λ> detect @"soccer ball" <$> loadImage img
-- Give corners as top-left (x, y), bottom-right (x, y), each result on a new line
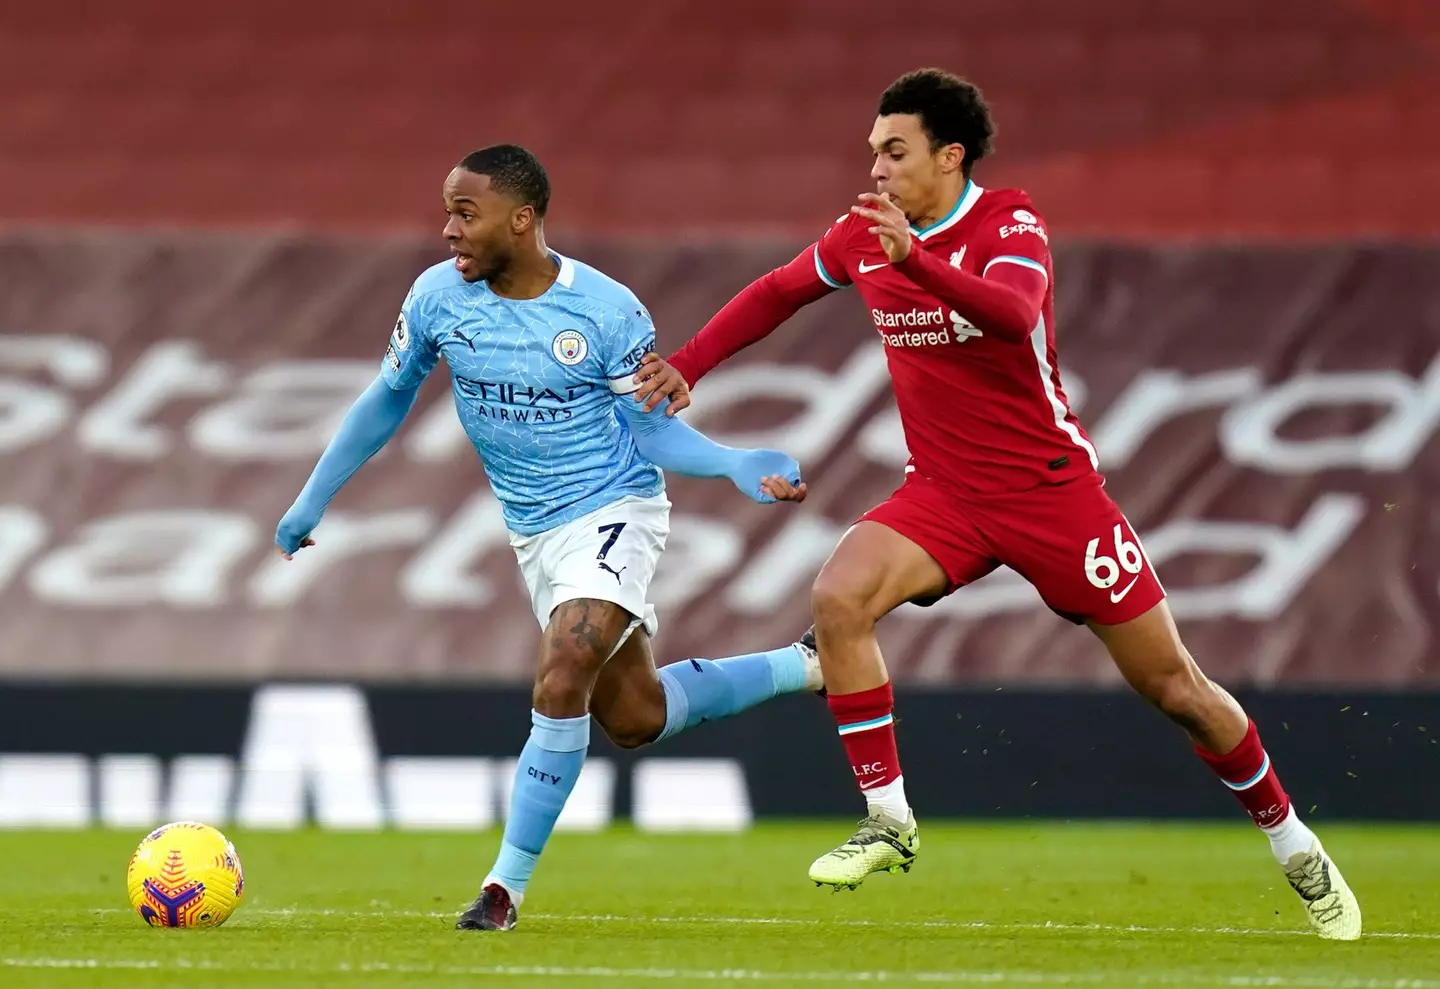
top-left (126, 821), bottom-right (245, 928)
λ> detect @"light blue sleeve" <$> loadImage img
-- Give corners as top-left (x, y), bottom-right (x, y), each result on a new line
top-left (601, 297), bottom-right (659, 385)
top-left (380, 285), bottom-right (440, 391)
top-left (275, 374), bottom-right (421, 553)
top-left (615, 398), bottom-right (802, 504)
top-left (604, 306), bottom-right (802, 504)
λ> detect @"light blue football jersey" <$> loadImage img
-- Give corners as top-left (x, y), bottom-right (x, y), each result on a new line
top-left (381, 252), bottom-right (665, 535)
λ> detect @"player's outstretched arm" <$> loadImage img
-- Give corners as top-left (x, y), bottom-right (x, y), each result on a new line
top-left (274, 375), bottom-right (421, 556)
top-left (614, 396), bottom-right (806, 504)
top-left (656, 245), bottom-right (835, 395)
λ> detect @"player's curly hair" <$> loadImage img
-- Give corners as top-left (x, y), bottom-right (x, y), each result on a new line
top-left (879, 69), bottom-right (995, 176)
top-left (459, 144), bottom-right (551, 218)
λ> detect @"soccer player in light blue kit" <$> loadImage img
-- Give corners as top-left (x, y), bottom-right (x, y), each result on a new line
top-left (274, 146), bottom-right (822, 931)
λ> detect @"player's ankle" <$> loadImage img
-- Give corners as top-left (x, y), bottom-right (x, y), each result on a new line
top-left (863, 776), bottom-right (911, 824)
top-left (1261, 806), bottom-right (1316, 864)
top-left (482, 875), bottom-right (525, 907)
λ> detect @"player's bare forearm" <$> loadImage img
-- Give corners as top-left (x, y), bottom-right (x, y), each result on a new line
top-left (274, 375), bottom-right (420, 556)
top-left (894, 248), bottom-right (1044, 345)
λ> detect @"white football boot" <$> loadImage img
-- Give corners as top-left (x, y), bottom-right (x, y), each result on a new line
top-left (1283, 839), bottom-right (1361, 940)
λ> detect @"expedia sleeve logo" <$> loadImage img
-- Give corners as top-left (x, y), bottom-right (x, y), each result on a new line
top-left (552, 330), bottom-right (589, 366)
top-left (998, 209), bottom-right (1049, 243)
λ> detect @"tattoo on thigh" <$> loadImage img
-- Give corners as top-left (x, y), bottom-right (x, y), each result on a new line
top-left (549, 598), bottom-right (626, 661)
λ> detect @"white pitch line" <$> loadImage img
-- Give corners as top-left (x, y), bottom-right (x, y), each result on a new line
top-left (87, 905), bottom-right (1440, 941)
top-left (4, 958), bottom-right (1438, 988)
top-left (537, 913), bottom-right (1440, 943)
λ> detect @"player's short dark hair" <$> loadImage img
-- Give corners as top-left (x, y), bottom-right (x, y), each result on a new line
top-left (458, 144), bottom-right (551, 218)
top-left (878, 69), bottom-right (995, 175)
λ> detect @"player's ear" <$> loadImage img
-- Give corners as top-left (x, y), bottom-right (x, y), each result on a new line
top-left (511, 204), bottom-right (536, 235)
top-left (939, 143), bottom-right (965, 175)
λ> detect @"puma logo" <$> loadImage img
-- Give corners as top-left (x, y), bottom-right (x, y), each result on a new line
top-left (598, 561), bottom-right (626, 584)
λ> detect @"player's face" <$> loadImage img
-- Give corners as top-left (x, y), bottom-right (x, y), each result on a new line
top-left (868, 114), bottom-right (960, 224)
top-left (442, 168), bottom-right (525, 283)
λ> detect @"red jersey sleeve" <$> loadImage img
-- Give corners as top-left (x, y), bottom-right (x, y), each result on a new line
top-left (667, 217), bottom-right (849, 385)
top-left (892, 200), bottom-right (1050, 345)
top-left (976, 203), bottom-right (1052, 288)
top-left (812, 213), bottom-right (854, 290)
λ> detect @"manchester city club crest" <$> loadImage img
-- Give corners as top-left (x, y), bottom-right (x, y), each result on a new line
top-left (552, 329), bottom-right (588, 366)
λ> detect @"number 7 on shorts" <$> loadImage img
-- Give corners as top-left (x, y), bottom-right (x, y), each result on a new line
top-left (596, 522), bottom-right (627, 560)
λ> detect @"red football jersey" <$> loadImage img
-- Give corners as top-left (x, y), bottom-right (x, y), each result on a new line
top-left (814, 183), bottom-right (1097, 494)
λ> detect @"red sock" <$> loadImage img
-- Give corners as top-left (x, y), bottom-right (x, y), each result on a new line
top-left (828, 682), bottom-right (902, 793)
top-left (1194, 719), bottom-right (1291, 829)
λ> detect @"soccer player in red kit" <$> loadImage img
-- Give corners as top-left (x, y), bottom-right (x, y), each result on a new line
top-left (633, 68), bottom-right (1361, 939)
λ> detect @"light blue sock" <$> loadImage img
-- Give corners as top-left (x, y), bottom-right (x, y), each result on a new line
top-left (486, 710), bottom-right (590, 902)
top-left (655, 645), bottom-right (809, 742)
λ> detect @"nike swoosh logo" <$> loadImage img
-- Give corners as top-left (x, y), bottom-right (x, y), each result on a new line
top-left (1110, 576), bottom-right (1140, 604)
top-left (857, 261), bottom-right (890, 273)
top-left (858, 779), bottom-right (886, 790)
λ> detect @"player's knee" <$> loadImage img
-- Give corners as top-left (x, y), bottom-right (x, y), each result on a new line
top-left (811, 565), bottom-right (878, 632)
top-left (532, 655), bottom-right (599, 714)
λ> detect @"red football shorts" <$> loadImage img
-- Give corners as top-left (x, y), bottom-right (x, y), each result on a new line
top-left (858, 469), bottom-right (1165, 626)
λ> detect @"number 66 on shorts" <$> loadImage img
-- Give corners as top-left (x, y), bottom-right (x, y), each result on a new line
top-left (1085, 524), bottom-right (1145, 593)
top-left (1000, 478), bottom-right (1165, 627)
top-left (1074, 511), bottom-right (1165, 624)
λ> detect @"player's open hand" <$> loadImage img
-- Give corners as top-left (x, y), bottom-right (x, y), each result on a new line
top-left (852, 193), bottom-right (913, 263)
top-left (632, 353), bottom-right (690, 415)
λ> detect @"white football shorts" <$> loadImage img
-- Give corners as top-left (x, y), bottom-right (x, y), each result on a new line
top-left (509, 493), bottom-right (670, 654)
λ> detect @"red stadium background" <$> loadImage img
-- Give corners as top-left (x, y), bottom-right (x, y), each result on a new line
top-left (4, 0), bottom-right (1439, 239)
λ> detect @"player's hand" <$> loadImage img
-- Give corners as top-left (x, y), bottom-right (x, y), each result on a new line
top-left (276, 537), bottom-right (316, 561)
top-left (851, 193), bottom-right (913, 263)
top-left (734, 449), bottom-right (805, 505)
top-left (760, 474), bottom-right (808, 503)
top-left (275, 507), bottom-right (319, 559)
top-left (632, 353), bottom-right (690, 416)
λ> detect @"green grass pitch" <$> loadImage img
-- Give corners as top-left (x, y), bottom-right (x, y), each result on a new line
top-left (0, 823), bottom-right (1437, 987)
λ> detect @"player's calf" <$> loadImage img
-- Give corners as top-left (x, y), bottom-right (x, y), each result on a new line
top-left (589, 626), bottom-right (825, 749)
top-left (1133, 657), bottom-right (1247, 757)
top-left (651, 640), bottom-right (821, 743)
top-left (587, 629), bottom-right (668, 749)
top-left (592, 710), bottom-right (662, 750)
